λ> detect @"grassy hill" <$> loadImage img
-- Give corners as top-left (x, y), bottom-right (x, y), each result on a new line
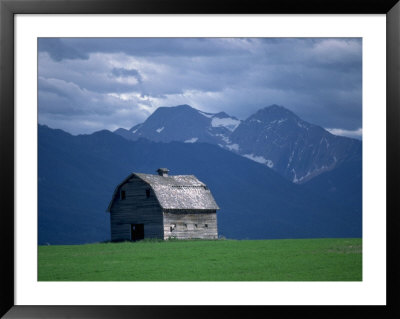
top-left (38, 238), bottom-right (362, 281)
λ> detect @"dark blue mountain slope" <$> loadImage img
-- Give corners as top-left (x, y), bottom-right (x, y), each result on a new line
top-left (302, 160), bottom-right (362, 215)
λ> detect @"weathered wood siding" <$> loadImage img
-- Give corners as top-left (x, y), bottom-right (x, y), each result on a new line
top-left (163, 210), bottom-right (218, 240)
top-left (110, 175), bottom-right (163, 241)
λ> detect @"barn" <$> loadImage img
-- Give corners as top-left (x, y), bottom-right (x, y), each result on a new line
top-left (106, 168), bottom-right (219, 241)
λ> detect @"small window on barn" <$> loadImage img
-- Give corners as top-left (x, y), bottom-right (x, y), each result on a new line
top-left (194, 224), bottom-right (198, 228)
top-left (145, 188), bottom-right (150, 198)
top-left (205, 224), bottom-right (208, 228)
top-left (120, 190), bottom-right (126, 200)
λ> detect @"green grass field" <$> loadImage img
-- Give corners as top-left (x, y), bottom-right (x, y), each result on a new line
top-left (38, 238), bottom-right (362, 281)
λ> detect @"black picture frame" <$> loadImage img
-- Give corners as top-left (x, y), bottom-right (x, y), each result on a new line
top-left (1, 0), bottom-right (399, 318)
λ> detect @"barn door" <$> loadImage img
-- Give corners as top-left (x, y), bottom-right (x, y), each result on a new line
top-left (131, 224), bottom-right (144, 241)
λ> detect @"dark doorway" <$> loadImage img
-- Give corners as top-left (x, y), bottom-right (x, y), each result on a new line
top-left (131, 224), bottom-right (144, 241)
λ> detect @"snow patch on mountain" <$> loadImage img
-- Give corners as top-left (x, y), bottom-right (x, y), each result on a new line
top-left (211, 117), bottom-right (241, 131)
top-left (292, 170), bottom-right (300, 183)
top-left (198, 111), bottom-right (214, 118)
top-left (184, 137), bottom-right (198, 143)
top-left (226, 143), bottom-right (240, 151)
top-left (271, 118), bottom-right (287, 125)
top-left (243, 154), bottom-right (274, 168)
top-left (156, 127), bottom-right (164, 133)
top-left (297, 121), bottom-right (308, 129)
top-left (287, 150), bottom-right (295, 167)
top-left (292, 162), bottom-right (336, 183)
top-left (321, 137), bottom-right (330, 148)
top-left (215, 134), bottom-right (231, 144)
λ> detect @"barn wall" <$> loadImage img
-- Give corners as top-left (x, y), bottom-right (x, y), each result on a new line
top-left (110, 175), bottom-right (163, 241)
top-left (163, 210), bottom-right (218, 240)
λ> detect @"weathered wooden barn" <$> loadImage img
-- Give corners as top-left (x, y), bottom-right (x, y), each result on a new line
top-left (106, 168), bottom-right (219, 241)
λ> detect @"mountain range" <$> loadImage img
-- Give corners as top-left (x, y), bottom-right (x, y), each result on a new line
top-left (114, 104), bottom-right (361, 183)
top-left (38, 107), bottom-right (362, 244)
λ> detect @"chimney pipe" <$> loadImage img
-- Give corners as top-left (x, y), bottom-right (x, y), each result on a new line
top-left (157, 168), bottom-right (169, 177)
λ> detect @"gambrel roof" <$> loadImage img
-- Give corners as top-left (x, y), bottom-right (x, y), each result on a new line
top-left (107, 171), bottom-right (219, 212)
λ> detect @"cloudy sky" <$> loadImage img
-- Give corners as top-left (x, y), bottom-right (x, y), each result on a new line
top-left (38, 38), bottom-right (362, 139)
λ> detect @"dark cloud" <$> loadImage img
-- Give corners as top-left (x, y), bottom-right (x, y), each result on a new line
top-left (38, 38), bottom-right (89, 61)
top-left (38, 38), bottom-right (362, 137)
top-left (111, 68), bottom-right (142, 83)
top-left (38, 38), bottom-right (251, 61)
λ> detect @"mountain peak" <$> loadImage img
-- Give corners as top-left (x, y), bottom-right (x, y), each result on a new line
top-left (213, 111), bottom-right (231, 119)
top-left (230, 104), bottom-right (361, 182)
top-left (152, 104), bottom-right (195, 114)
top-left (145, 104), bottom-right (203, 125)
top-left (116, 104), bottom-right (238, 145)
top-left (266, 104), bottom-right (285, 110)
top-left (174, 104), bottom-right (193, 109)
top-left (261, 104), bottom-right (298, 117)
top-left (167, 104), bottom-right (194, 111)
top-left (246, 105), bottom-right (300, 126)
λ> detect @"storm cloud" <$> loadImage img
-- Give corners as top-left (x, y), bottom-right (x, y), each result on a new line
top-left (38, 38), bottom-right (362, 138)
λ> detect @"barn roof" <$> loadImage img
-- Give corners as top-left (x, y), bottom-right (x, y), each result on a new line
top-left (107, 171), bottom-right (219, 211)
